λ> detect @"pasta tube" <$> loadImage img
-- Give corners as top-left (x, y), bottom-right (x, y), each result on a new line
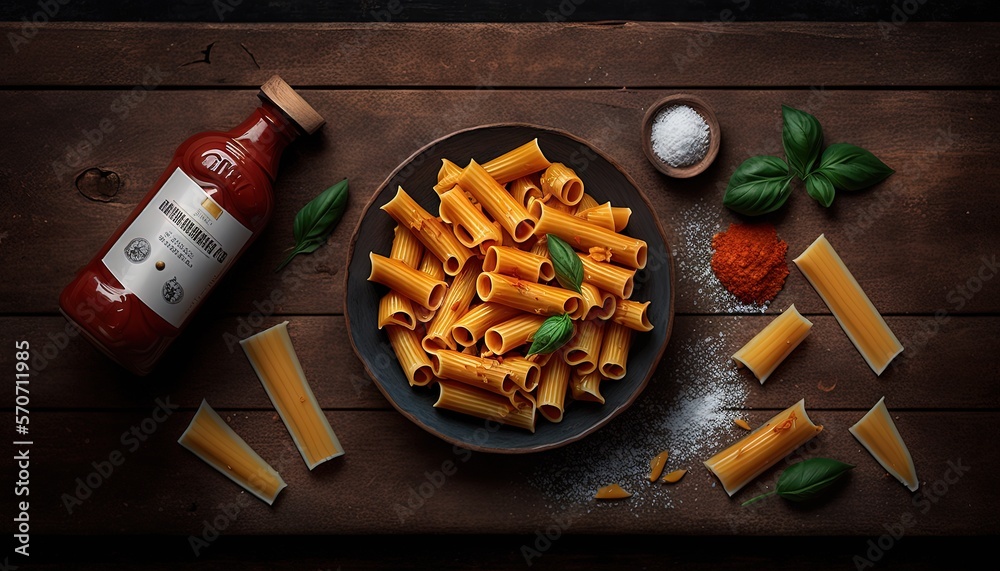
top-left (537, 354), bottom-right (572, 422)
top-left (703, 399), bottom-right (823, 496)
top-left (476, 272), bottom-right (582, 316)
top-left (534, 201), bottom-right (648, 269)
top-left (540, 163), bottom-right (585, 206)
top-left (578, 253), bottom-right (636, 299)
top-left (435, 139), bottom-right (552, 192)
top-left (458, 160), bottom-right (537, 243)
top-left (564, 319), bottom-right (605, 375)
top-left (484, 313), bottom-right (547, 354)
top-left (611, 299), bottom-right (653, 332)
top-left (381, 186), bottom-right (473, 276)
top-left (423, 260), bottom-right (481, 352)
top-left (438, 186), bottom-right (501, 249)
top-left (483, 245), bottom-right (555, 283)
top-left (598, 321), bottom-right (632, 379)
top-left (386, 325), bottom-right (434, 387)
top-left (368, 253), bottom-right (447, 311)
top-left (178, 400), bottom-right (287, 505)
top-left (793, 234), bottom-right (902, 374)
top-left (570, 371), bottom-right (605, 404)
top-left (450, 303), bottom-right (521, 347)
top-left (850, 397), bottom-right (918, 491)
top-left (731, 304), bottom-right (812, 384)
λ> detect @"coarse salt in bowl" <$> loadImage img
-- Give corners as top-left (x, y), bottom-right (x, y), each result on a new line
top-left (641, 94), bottom-right (721, 178)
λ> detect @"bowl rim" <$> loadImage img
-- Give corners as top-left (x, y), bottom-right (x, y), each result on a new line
top-left (343, 122), bottom-right (676, 453)
top-left (641, 93), bottom-right (721, 178)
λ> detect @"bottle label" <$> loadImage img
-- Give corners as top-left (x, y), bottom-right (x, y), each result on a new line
top-left (102, 168), bottom-right (253, 328)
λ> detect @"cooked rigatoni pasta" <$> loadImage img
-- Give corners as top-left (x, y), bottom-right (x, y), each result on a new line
top-left (370, 137), bottom-right (657, 432)
top-left (704, 399), bottom-right (823, 496)
top-left (540, 163), bottom-right (585, 206)
top-left (564, 319), bottom-right (605, 374)
top-left (509, 175), bottom-right (543, 208)
top-left (434, 380), bottom-right (527, 428)
top-left (451, 303), bottom-right (522, 347)
top-left (575, 202), bottom-right (616, 231)
top-left (435, 159), bottom-right (463, 188)
top-left (369, 253), bottom-right (447, 311)
top-left (578, 253), bottom-right (635, 299)
top-left (386, 325), bottom-right (434, 387)
top-left (381, 186), bottom-right (473, 276)
top-left (598, 321), bottom-right (632, 380)
top-left (794, 234), bottom-right (903, 375)
top-left (536, 353), bottom-right (572, 422)
top-left (378, 225), bottom-right (424, 329)
top-left (178, 400), bottom-right (287, 505)
top-left (430, 350), bottom-right (515, 398)
top-left (610, 207), bottom-right (631, 232)
top-left (612, 299), bottom-right (653, 332)
top-left (534, 201), bottom-right (648, 269)
top-left (458, 160), bottom-right (537, 243)
top-left (731, 304), bottom-right (812, 384)
top-left (378, 292), bottom-right (416, 330)
top-left (579, 283), bottom-right (616, 320)
top-left (414, 251), bottom-right (446, 323)
top-left (240, 322), bottom-right (345, 470)
top-left (423, 260), bottom-right (481, 352)
top-left (484, 313), bottom-right (547, 354)
top-left (496, 356), bottom-right (541, 392)
top-left (575, 192), bottom-right (600, 212)
top-left (477, 272), bottom-right (582, 316)
top-left (571, 371), bottom-right (605, 404)
top-left (483, 245), bottom-right (555, 283)
top-left (438, 186), bottom-right (501, 249)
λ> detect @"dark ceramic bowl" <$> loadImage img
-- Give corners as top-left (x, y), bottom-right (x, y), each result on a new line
top-left (344, 124), bottom-right (674, 453)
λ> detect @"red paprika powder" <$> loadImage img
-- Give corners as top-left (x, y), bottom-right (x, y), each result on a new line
top-left (710, 223), bottom-right (789, 304)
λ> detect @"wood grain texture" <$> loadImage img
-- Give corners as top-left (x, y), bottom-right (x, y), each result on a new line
top-left (12, 409), bottom-right (996, 535)
top-left (1, 23), bottom-right (999, 87)
top-left (1, 89), bottom-right (997, 315)
top-left (6, 315), bottom-right (996, 411)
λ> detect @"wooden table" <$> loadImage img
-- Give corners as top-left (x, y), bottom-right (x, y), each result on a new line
top-left (2, 22), bottom-right (998, 568)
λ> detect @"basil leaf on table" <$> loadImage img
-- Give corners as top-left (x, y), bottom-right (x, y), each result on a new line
top-left (275, 179), bottom-right (350, 272)
top-left (781, 105), bottom-right (825, 178)
top-left (722, 156), bottom-right (794, 216)
top-left (805, 171), bottom-right (836, 207)
top-left (545, 234), bottom-right (583, 293)
top-left (742, 458), bottom-right (854, 506)
top-left (527, 314), bottom-right (574, 356)
top-left (816, 143), bottom-right (895, 191)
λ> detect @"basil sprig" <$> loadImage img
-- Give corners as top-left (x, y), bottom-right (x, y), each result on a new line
top-left (813, 143), bottom-right (895, 191)
top-left (545, 234), bottom-right (583, 293)
top-left (527, 313), bottom-right (574, 356)
top-left (276, 179), bottom-right (349, 272)
top-left (721, 156), bottom-right (794, 216)
top-left (722, 105), bottom-right (893, 215)
top-left (782, 105), bottom-right (824, 178)
top-left (742, 458), bottom-right (854, 506)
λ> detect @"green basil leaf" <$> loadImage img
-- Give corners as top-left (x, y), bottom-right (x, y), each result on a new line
top-left (545, 234), bottom-right (583, 293)
top-left (805, 171), bottom-right (836, 208)
top-left (781, 105), bottom-right (824, 178)
top-left (776, 458), bottom-right (854, 502)
top-left (722, 156), bottom-right (794, 216)
top-left (527, 314), bottom-right (574, 356)
top-left (816, 143), bottom-right (895, 191)
top-left (276, 179), bottom-right (350, 272)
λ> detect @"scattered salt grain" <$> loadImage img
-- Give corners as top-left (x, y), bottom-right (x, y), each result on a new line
top-left (650, 105), bottom-right (711, 168)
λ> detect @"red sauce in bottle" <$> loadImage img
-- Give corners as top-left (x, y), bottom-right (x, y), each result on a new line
top-left (59, 76), bottom-right (324, 375)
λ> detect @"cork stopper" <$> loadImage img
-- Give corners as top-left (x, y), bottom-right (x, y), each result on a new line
top-left (258, 75), bottom-right (325, 135)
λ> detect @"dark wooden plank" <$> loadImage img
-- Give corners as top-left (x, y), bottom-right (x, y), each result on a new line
top-left (2, 23), bottom-right (999, 87)
top-left (13, 409), bottom-right (996, 535)
top-left (2, 0), bottom-right (997, 23)
top-left (7, 315), bottom-right (998, 411)
top-left (1, 89), bottom-right (997, 315)
top-left (16, 535), bottom-right (992, 571)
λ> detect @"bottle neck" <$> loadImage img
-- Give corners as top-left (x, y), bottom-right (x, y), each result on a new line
top-left (228, 100), bottom-right (299, 181)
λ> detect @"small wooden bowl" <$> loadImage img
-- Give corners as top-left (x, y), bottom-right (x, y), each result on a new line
top-left (641, 94), bottom-right (720, 178)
